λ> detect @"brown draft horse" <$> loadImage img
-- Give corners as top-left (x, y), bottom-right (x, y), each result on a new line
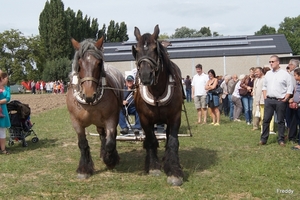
top-left (132, 25), bottom-right (184, 186)
top-left (66, 37), bottom-right (124, 179)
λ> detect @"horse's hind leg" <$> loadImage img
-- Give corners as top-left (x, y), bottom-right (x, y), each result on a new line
top-left (98, 126), bottom-right (119, 169)
top-left (163, 125), bottom-right (184, 186)
top-left (76, 127), bottom-right (94, 179)
top-left (144, 127), bottom-right (161, 176)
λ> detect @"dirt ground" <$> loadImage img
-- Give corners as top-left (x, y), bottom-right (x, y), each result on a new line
top-left (10, 93), bottom-right (66, 115)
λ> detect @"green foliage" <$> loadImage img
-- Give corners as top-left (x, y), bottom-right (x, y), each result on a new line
top-left (42, 57), bottom-right (71, 82)
top-left (106, 20), bottom-right (129, 42)
top-left (39, 0), bottom-right (69, 61)
top-left (158, 33), bottom-right (170, 39)
top-left (0, 29), bottom-right (43, 83)
top-left (171, 26), bottom-right (218, 38)
top-left (278, 15), bottom-right (300, 55)
top-left (255, 24), bottom-right (277, 35)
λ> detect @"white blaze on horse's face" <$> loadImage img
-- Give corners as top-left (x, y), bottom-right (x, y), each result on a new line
top-left (87, 55), bottom-right (92, 61)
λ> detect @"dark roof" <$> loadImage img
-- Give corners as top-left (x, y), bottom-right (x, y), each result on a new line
top-left (103, 34), bottom-right (292, 62)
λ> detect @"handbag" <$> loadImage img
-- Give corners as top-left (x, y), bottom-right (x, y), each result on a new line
top-left (210, 87), bottom-right (223, 95)
top-left (255, 106), bottom-right (260, 117)
top-left (289, 102), bottom-right (298, 110)
top-left (238, 88), bottom-right (248, 96)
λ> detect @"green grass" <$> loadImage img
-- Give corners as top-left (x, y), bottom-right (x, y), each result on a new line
top-left (1, 102), bottom-right (300, 199)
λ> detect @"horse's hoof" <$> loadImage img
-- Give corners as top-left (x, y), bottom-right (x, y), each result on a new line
top-left (77, 173), bottom-right (90, 179)
top-left (167, 176), bottom-right (183, 186)
top-left (149, 169), bottom-right (161, 176)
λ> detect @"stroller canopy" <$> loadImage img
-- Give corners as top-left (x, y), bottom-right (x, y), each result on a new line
top-left (7, 100), bottom-right (31, 120)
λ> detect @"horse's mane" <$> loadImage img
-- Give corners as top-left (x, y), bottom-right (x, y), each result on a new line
top-left (71, 39), bottom-right (104, 76)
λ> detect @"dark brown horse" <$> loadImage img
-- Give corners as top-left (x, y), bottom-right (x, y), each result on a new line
top-left (66, 37), bottom-right (124, 179)
top-left (132, 25), bottom-right (184, 186)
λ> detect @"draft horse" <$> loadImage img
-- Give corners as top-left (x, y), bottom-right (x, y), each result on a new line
top-left (132, 25), bottom-right (184, 186)
top-left (66, 37), bottom-right (124, 179)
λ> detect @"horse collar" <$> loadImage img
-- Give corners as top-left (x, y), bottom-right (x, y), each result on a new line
top-left (71, 75), bottom-right (106, 105)
top-left (139, 75), bottom-right (175, 106)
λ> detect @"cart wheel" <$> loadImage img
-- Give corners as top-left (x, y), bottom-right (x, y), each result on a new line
top-left (9, 141), bottom-right (14, 146)
top-left (31, 137), bottom-right (39, 143)
top-left (22, 141), bottom-right (28, 147)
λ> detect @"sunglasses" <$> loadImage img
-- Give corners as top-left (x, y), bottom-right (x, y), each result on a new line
top-left (269, 60), bottom-right (277, 63)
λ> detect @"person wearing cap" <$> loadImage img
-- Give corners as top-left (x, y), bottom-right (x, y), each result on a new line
top-left (259, 55), bottom-right (293, 147)
top-left (119, 75), bottom-right (141, 135)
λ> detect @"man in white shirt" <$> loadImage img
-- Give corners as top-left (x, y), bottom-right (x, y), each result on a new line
top-left (259, 55), bottom-right (293, 146)
top-left (191, 64), bottom-right (209, 124)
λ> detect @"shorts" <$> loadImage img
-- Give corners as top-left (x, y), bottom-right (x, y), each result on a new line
top-left (206, 93), bottom-right (220, 108)
top-left (0, 128), bottom-right (6, 139)
top-left (194, 95), bottom-right (207, 109)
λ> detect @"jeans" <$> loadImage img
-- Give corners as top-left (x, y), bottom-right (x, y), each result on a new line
top-left (261, 98), bottom-right (287, 143)
top-left (241, 95), bottom-right (253, 123)
top-left (186, 88), bottom-right (191, 102)
top-left (119, 106), bottom-right (141, 130)
top-left (288, 108), bottom-right (300, 141)
top-left (228, 94), bottom-right (234, 120)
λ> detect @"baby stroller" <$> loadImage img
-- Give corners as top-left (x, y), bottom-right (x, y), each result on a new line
top-left (7, 100), bottom-right (39, 147)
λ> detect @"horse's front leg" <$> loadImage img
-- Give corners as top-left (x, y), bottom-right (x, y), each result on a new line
top-left (163, 122), bottom-right (184, 186)
top-left (76, 126), bottom-right (94, 179)
top-left (98, 125), bottom-right (119, 169)
top-left (143, 125), bottom-right (161, 176)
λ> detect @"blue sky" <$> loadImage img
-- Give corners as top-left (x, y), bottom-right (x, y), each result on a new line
top-left (0, 0), bottom-right (299, 40)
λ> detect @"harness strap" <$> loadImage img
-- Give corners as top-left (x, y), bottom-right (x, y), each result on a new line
top-left (80, 77), bottom-right (99, 84)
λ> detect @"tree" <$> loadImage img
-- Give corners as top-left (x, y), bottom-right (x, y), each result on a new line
top-left (171, 26), bottom-right (219, 38)
top-left (197, 27), bottom-right (212, 37)
top-left (277, 15), bottom-right (300, 55)
top-left (39, 0), bottom-right (69, 61)
top-left (106, 20), bottom-right (128, 42)
top-left (159, 33), bottom-right (170, 39)
top-left (0, 29), bottom-right (29, 83)
top-left (171, 26), bottom-right (197, 38)
top-left (255, 25), bottom-right (277, 35)
top-left (97, 24), bottom-right (106, 40)
top-left (42, 57), bottom-right (71, 82)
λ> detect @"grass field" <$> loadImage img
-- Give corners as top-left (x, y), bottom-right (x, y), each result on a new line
top-left (1, 102), bottom-right (300, 199)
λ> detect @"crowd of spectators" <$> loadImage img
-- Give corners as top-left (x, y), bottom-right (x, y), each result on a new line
top-left (22, 80), bottom-right (65, 94)
top-left (184, 55), bottom-right (300, 148)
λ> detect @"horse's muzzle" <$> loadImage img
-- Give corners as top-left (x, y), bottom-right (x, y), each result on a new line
top-left (82, 92), bottom-right (96, 104)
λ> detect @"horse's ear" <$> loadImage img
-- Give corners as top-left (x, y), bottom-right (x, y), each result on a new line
top-left (71, 38), bottom-right (80, 50)
top-left (152, 25), bottom-right (160, 40)
top-left (95, 37), bottom-right (104, 50)
top-left (132, 45), bottom-right (137, 59)
top-left (134, 27), bottom-right (141, 40)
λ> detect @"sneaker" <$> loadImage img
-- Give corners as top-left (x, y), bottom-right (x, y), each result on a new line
top-left (269, 131), bottom-right (276, 135)
top-left (214, 123), bottom-right (220, 126)
top-left (234, 119), bottom-right (241, 122)
top-left (120, 128), bottom-right (129, 135)
top-left (133, 129), bottom-right (140, 135)
top-left (247, 122), bottom-right (251, 125)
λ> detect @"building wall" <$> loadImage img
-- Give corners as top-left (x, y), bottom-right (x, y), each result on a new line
top-left (106, 53), bottom-right (290, 78)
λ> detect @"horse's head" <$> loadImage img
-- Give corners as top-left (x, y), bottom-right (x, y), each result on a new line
top-left (71, 37), bottom-right (104, 104)
top-left (132, 25), bottom-right (162, 86)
